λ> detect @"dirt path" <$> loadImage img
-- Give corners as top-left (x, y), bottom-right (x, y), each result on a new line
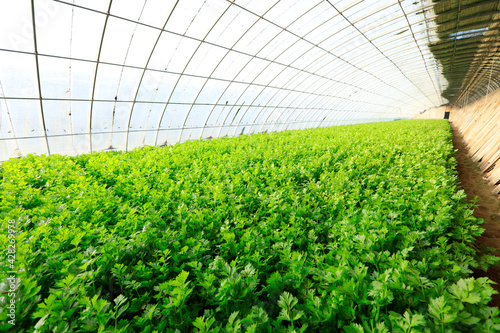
top-left (451, 125), bottom-right (500, 308)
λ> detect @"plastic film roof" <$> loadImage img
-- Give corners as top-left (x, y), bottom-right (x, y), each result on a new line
top-left (0, 0), bottom-right (498, 159)
top-left (430, 0), bottom-right (500, 106)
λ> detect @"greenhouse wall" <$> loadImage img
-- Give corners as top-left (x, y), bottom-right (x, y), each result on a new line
top-left (412, 106), bottom-right (447, 119)
top-left (449, 88), bottom-right (500, 194)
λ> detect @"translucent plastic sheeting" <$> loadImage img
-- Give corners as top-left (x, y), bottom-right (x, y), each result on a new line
top-left (4, 0), bottom-right (496, 160)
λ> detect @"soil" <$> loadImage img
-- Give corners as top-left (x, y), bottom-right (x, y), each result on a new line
top-left (451, 124), bottom-right (500, 308)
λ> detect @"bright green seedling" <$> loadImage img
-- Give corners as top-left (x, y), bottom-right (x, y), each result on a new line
top-left (1, 120), bottom-right (500, 332)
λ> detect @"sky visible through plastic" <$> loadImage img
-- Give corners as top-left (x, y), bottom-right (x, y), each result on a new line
top-left (0, 0), bottom-right (468, 159)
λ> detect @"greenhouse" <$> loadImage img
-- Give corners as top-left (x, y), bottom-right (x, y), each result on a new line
top-left (2, 0), bottom-right (500, 331)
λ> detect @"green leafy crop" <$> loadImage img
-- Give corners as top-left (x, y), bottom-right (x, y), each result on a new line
top-left (1, 119), bottom-right (499, 332)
